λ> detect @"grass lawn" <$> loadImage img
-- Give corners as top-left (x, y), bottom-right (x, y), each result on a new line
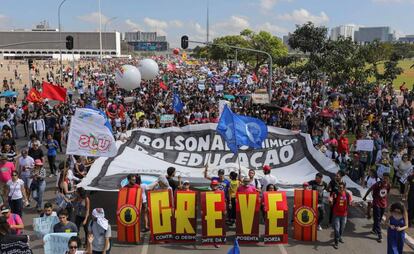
top-left (368, 59), bottom-right (414, 89)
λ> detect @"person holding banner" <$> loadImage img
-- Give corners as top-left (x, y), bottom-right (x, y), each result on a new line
top-left (308, 173), bottom-right (328, 230)
top-left (260, 165), bottom-right (277, 192)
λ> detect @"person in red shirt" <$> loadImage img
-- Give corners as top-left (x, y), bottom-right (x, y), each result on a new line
top-left (237, 177), bottom-right (257, 193)
top-left (330, 182), bottom-right (353, 249)
top-left (363, 172), bottom-right (391, 243)
top-left (337, 133), bottom-right (349, 155)
top-left (0, 155), bottom-right (16, 201)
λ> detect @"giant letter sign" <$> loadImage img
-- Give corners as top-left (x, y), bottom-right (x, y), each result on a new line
top-left (293, 189), bottom-right (318, 241)
top-left (201, 191), bottom-right (226, 245)
top-left (235, 192), bottom-right (260, 243)
top-left (148, 189), bottom-right (174, 243)
top-left (117, 186), bottom-right (142, 243)
top-left (174, 190), bottom-right (197, 242)
top-left (263, 191), bottom-right (288, 244)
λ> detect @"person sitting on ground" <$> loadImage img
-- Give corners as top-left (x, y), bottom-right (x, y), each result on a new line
top-left (53, 209), bottom-right (78, 233)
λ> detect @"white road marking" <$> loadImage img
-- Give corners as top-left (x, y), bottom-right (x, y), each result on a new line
top-left (140, 234), bottom-right (149, 254)
top-left (278, 244), bottom-right (288, 254)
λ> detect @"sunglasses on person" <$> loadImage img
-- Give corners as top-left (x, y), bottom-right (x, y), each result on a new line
top-left (69, 245), bottom-right (78, 249)
top-left (12, 174), bottom-right (17, 177)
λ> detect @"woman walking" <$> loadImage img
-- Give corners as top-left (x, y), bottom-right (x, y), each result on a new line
top-left (72, 187), bottom-right (90, 243)
top-left (387, 202), bottom-right (408, 254)
top-left (6, 172), bottom-right (28, 217)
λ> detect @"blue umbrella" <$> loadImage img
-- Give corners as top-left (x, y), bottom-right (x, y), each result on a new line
top-left (0, 90), bottom-right (18, 97)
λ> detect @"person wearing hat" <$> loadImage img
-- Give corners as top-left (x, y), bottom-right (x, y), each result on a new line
top-left (204, 165), bottom-right (230, 202)
top-left (0, 154), bottom-right (15, 202)
top-left (181, 180), bottom-right (190, 191)
top-left (260, 165), bottom-right (277, 193)
top-left (1, 205), bottom-right (24, 235)
top-left (31, 159), bottom-right (46, 212)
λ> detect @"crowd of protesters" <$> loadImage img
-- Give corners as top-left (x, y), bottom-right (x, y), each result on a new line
top-left (0, 56), bottom-right (413, 253)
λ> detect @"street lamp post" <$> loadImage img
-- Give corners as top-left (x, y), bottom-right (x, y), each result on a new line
top-left (58, 0), bottom-right (67, 86)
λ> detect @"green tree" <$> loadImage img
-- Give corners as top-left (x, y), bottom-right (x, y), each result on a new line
top-left (383, 52), bottom-right (403, 83)
top-left (362, 40), bottom-right (393, 82)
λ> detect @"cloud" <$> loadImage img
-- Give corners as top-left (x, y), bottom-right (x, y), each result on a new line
top-left (214, 16), bottom-right (250, 35)
top-left (124, 19), bottom-right (143, 31)
top-left (169, 20), bottom-right (183, 28)
top-left (260, 0), bottom-right (279, 10)
top-left (278, 9), bottom-right (329, 25)
top-left (77, 12), bottom-right (109, 25)
top-left (256, 22), bottom-right (288, 35)
top-left (0, 14), bottom-right (9, 29)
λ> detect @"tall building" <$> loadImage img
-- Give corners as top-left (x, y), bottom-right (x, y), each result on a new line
top-left (398, 35), bottom-right (414, 44)
top-left (123, 31), bottom-right (169, 52)
top-left (354, 27), bottom-right (395, 44)
top-left (330, 25), bottom-right (358, 41)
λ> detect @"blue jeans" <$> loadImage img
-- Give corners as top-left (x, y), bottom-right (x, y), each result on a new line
top-left (32, 180), bottom-right (46, 209)
top-left (373, 206), bottom-right (385, 239)
top-left (333, 216), bottom-right (347, 243)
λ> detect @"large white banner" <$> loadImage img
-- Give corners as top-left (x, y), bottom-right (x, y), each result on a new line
top-left (67, 108), bottom-right (117, 157)
top-left (79, 124), bottom-right (366, 197)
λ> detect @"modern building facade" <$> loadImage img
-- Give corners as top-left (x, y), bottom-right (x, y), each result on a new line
top-left (330, 25), bottom-right (358, 41)
top-left (398, 35), bottom-right (414, 44)
top-left (123, 31), bottom-right (169, 52)
top-left (0, 30), bottom-right (121, 58)
top-left (354, 27), bottom-right (395, 44)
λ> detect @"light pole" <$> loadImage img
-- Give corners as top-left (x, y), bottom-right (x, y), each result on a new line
top-left (98, 0), bottom-right (103, 62)
top-left (58, 0), bottom-right (67, 86)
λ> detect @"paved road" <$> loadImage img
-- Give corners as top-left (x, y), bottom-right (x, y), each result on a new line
top-left (10, 126), bottom-right (412, 254)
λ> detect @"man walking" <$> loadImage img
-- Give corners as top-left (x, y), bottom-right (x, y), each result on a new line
top-left (363, 172), bottom-right (391, 242)
top-left (330, 182), bottom-right (352, 249)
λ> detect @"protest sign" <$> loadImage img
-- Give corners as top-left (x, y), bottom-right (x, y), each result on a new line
top-left (117, 186), bottom-right (142, 243)
top-left (356, 139), bottom-right (374, 152)
top-left (251, 93), bottom-right (270, 104)
top-left (263, 191), bottom-right (288, 244)
top-left (44, 233), bottom-right (77, 254)
top-left (215, 84), bottom-right (224, 92)
top-left (148, 189), bottom-right (174, 243)
top-left (160, 114), bottom-right (175, 124)
top-left (201, 191), bottom-right (226, 245)
top-left (174, 190), bottom-right (197, 242)
top-left (33, 216), bottom-right (59, 237)
top-left (198, 83), bottom-right (206, 90)
top-left (293, 189), bottom-right (318, 241)
top-left (236, 192), bottom-right (260, 244)
top-left (0, 241), bottom-right (32, 254)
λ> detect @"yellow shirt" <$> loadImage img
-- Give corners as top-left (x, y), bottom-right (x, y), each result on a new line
top-left (229, 180), bottom-right (240, 198)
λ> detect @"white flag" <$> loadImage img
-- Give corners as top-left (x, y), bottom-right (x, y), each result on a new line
top-left (66, 108), bottom-right (117, 157)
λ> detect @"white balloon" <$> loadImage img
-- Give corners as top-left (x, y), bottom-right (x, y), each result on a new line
top-left (138, 59), bottom-right (159, 80)
top-left (115, 65), bottom-right (141, 91)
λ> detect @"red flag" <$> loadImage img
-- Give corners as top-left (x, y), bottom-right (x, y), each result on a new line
top-left (26, 88), bottom-right (43, 103)
top-left (252, 73), bottom-right (258, 83)
top-left (159, 81), bottom-right (168, 91)
top-left (42, 81), bottom-right (67, 102)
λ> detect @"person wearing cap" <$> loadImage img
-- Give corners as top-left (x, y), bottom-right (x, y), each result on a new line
top-left (209, 179), bottom-right (220, 191)
top-left (0, 154), bottom-right (15, 201)
top-left (18, 149), bottom-right (34, 207)
top-left (260, 165), bottom-right (277, 193)
top-left (204, 165), bottom-right (230, 202)
top-left (1, 205), bottom-right (24, 235)
top-left (237, 177), bottom-right (257, 193)
top-left (31, 159), bottom-right (46, 212)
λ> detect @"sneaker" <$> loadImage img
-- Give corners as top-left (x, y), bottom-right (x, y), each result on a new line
top-left (377, 238), bottom-right (382, 243)
top-left (317, 225), bottom-right (323, 231)
top-left (214, 244), bottom-right (221, 248)
top-left (333, 243), bottom-right (338, 249)
top-left (370, 230), bottom-right (376, 234)
top-left (339, 238), bottom-right (344, 243)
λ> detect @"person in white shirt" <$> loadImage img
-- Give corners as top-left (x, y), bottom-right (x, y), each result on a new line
top-left (6, 172), bottom-right (28, 217)
top-left (260, 165), bottom-right (277, 192)
top-left (30, 117), bottom-right (45, 141)
top-left (17, 149), bottom-right (34, 207)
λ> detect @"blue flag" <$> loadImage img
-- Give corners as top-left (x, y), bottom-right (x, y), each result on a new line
top-left (173, 93), bottom-right (184, 113)
top-left (217, 105), bottom-right (268, 154)
top-left (227, 238), bottom-right (240, 254)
